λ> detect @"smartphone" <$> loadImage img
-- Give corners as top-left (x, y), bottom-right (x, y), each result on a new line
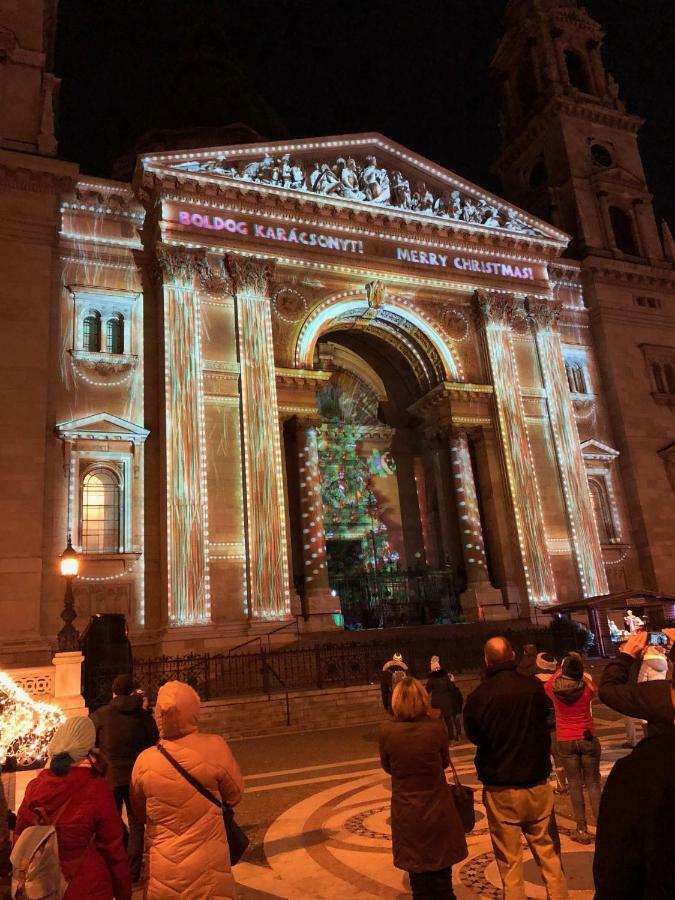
top-left (647, 632), bottom-right (668, 647)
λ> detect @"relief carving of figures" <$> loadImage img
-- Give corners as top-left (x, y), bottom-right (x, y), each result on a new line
top-left (365, 279), bottom-right (386, 309)
top-left (359, 155), bottom-right (391, 204)
top-left (175, 151), bottom-right (542, 235)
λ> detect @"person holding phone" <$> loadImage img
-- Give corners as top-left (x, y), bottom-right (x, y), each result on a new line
top-left (599, 629), bottom-right (675, 738)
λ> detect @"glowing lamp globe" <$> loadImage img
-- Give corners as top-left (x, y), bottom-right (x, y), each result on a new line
top-left (60, 537), bottom-right (79, 577)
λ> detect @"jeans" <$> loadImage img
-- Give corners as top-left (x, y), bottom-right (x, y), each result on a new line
top-left (113, 783), bottom-right (144, 880)
top-left (409, 867), bottom-right (455, 899)
top-left (557, 737), bottom-right (602, 831)
top-left (483, 783), bottom-right (569, 900)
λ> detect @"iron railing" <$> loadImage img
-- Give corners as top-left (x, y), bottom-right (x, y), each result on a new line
top-left (330, 570), bottom-right (459, 629)
top-left (132, 625), bottom-right (588, 705)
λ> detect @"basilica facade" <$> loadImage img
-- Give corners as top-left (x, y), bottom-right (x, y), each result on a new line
top-left (1, 0), bottom-right (673, 664)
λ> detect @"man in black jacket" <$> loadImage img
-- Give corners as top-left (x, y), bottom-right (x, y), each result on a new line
top-left (599, 629), bottom-right (675, 736)
top-left (594, 731), bottom-right (675, 899)
top-left (464, 637), bottom-right (568, 899)
top-left (90, 673), bottom-right (158, 881)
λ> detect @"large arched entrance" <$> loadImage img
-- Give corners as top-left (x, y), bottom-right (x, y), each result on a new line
top-left (286, 297), bottom-right (468, 628)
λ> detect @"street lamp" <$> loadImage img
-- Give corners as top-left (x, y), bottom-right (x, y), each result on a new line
top-left (57, 536), bottom-right (80, 652)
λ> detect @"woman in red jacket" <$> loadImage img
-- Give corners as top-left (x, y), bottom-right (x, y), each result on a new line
top-left (13, 716), bottom-right (131, 899)
top-left (544, 652), bottom-right (600, 845)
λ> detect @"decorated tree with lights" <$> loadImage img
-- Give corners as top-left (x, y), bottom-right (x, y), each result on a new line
top-left (318, 424), bottom-right (398, 571)
top-left (0, 673), bottom-right (64, 768)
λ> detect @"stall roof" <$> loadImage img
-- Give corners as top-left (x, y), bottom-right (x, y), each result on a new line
top-left (536, 589), bottom-right (675, 615)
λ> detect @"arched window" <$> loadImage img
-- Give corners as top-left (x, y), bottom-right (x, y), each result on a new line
top-left (609, 206), bottom-right (638, 255)
top-left (82, 312), bottom-right (101, 352)
top-left (565, 361), bottom-right (587, 394)
top-left (665, 364), bottom-right (675, 394)
top-left (653, 363), bottom-right (666, 394)
top-left (106, 315), bottom-right (124, 354)
top-left (565, 49), bottom-right (592, 93)
top-left (80, 467), bottom-right (121, 553)
top-left (589, 478), bottom-right (614, 544)
top-left (591, 144), bottom-right (612, 168)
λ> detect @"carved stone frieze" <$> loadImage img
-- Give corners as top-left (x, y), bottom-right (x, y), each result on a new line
top-left (171, 151), bottom-right (542, 236)
top-left (70, 350), bottom-right (137, 379)
top-left (226, 254), bottom-right (275, 298)
top-left (273, 287), bottom-right (308, 323)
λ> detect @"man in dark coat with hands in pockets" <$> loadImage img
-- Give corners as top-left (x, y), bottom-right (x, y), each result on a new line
top-left (464, 637), bottom-right (568, 900)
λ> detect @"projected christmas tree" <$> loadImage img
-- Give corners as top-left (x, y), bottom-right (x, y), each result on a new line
top-left (318, 424), bottom-right (398, 571)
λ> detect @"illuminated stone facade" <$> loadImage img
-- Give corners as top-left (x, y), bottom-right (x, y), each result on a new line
top-left (0, 0), bottom-right (672, 665)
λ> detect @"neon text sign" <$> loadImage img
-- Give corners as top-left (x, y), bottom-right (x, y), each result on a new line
top-left (395, 246), bottom-right (535, 280)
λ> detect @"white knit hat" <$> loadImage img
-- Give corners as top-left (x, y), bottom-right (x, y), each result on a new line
top-left (393, 652), bottom-right (403, 662)
top-left (48, 716), bottom-right (96, 762)
top-left (430, 655), bottom-right (441, 671)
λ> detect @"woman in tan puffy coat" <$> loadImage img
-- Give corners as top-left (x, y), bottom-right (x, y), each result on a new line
top-left (131, 680), bottom-right (244, 899)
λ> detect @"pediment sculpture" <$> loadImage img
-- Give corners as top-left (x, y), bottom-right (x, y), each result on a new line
top-left (174, 152), bottom-right (540, 236)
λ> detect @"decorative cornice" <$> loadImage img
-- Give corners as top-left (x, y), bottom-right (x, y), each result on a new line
top-left (0, 161), bottom-right (74, 196)
top-left (408, 381), bottom-right (494, 419)
top-left (276, 367), bottom-right (332, 389)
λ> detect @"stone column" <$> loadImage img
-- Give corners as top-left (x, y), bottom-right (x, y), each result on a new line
top-left (449, 431), bottom-right (508, 621)
top-left (474, 292), bottom-right (557, 607)
top-left (293, 417), bottom-right (335, 626)
top-left (528, 299), bottom-right (608, 598)
top-left (596, 191), bottom-right (616, 250)
top-left (156, 246), bottom-right (211, 625)
top-left (227, 255), bottom-right (291, 621)
top-left (52, 651), bottom-right (87, 717)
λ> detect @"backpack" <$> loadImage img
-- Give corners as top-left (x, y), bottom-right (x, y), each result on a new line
top-left (10, 802), bottom-right (70, 900)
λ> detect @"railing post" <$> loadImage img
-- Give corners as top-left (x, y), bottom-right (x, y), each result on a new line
top-left (315, 647), bottom-right (323, 690)
top-left (261, 649), bottom-right (270, 696)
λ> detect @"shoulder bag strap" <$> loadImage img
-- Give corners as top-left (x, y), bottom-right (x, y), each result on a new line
top-left (156, 743), bottom-right (227, 810)
top-left (448, 755), bottom-right (463, 789)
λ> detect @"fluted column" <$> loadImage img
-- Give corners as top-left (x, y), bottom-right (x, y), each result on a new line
top-left (474, 291), bottom-right (557, 606)
top-left (450, 429), bottom-right (508, 620)
top-left (528, 299), bottom-right (608, 598)
top-left (227, 255), bottom-right (291, 620)
top-left (156, 245), bottom-right (211, 624)
top-left (294, 417), bottom-right (335, 621)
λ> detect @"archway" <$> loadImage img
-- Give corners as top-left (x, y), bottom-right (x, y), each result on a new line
top-left (288, 298), bottom-right (466, 628)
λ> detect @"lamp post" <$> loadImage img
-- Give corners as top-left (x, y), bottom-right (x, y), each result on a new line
top-left (57, 536), bottom-right (80, 652)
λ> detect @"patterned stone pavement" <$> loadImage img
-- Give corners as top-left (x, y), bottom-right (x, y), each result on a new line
top-left (225, 708), bottom-right (629, 899)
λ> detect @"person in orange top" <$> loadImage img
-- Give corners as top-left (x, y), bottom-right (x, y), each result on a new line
top-left (131, 681), bottom-right (244, 899)
top-left (544, 653), bottom-right (599, 845)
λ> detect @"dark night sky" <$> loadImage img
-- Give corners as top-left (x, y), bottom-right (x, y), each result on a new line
top-left (55, 0), bottom-right (675, 223)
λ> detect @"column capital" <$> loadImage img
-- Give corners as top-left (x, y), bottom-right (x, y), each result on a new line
top-left (155, 244), bottom-right (209, 284)
top-left (291, 414), bottom-right (324, 432)
top-left (472, 290), bottom-right (521, 329)
top-left (526, 297), bottom-right (562, 332)
top-left (226, 254), bottom-right (275, 298)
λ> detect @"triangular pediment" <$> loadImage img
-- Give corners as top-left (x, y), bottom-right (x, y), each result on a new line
top-left (581, 439), bottom-right (620, 461)
top-left (141, 133), bottom-right (566, 244)
top-left (56, 413), bottom-right (149, 443)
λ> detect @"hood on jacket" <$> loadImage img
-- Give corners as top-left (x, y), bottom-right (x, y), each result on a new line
top-left (155, 680), bottom-right (200, 739)
top-left (383, 659), bottom-right (408, 672)
top-left (111, 693), bottom-right (143, 714)
top-left (551, 673), bottom-right (585, 704)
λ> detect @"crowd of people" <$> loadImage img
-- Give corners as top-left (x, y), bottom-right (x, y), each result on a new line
top-left (381, 628), bottom-right (675, 899)
top-left (6, 627), bottom-right (675, 899)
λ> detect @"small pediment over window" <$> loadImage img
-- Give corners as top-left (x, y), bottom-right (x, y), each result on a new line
top-left (580, 439), bottom-right (619, 462)
top-left (56, 413), bottom-right (149, 444)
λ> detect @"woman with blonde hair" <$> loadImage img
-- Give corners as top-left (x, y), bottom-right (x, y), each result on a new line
top-left (379, 676), bottom-right (467, 898)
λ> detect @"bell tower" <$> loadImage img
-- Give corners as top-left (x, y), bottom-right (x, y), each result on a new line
top-left (0, 0), bottom-right (59, 156)
top-left (491, 0), bottom-right (665, 263)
